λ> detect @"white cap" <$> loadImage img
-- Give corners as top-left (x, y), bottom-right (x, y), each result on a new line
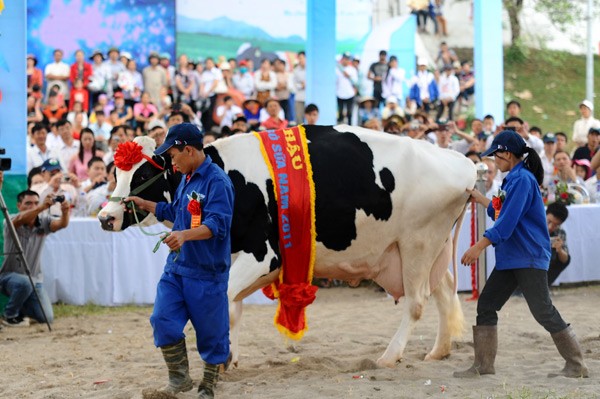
top-left (386, 95), bottom-right (398, 104)
top-left (148, 119), bottom-right (166, 131)
top-left (219, 62), bottom-right (231, 70)
top-left (417, 57), bottom-right (428, 66)
top-left (120, 51), bottom-right (132, 60)
top-left (580, 99), bottom-right (593, 112)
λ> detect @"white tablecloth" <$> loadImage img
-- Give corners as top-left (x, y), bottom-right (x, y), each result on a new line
top-left (455, 204), bottom-right (600, 291)
top-left (42, 218), bottom-right (169, 306)
top-left (42, 205), bottom-right (600, 305)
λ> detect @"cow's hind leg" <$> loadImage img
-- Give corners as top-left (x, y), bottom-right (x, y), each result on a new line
top-left (426, 269), bottom-right (464, 360)
top-left (376, 294), bottom-right (426, 368)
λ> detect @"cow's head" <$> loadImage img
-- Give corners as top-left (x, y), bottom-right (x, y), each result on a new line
top-left (98, 136), bottom-right (181, 231)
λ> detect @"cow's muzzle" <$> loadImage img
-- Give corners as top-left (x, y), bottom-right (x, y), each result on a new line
top-left (98, 215), bottom-right (116, 231)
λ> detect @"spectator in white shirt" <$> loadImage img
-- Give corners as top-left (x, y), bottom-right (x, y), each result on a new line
top-left (45, 122), bottom-right (64, 152)
top-left (293, 52), bottom-right (306, 124)
top-left (103, 47), bottom-right (126, 95)
top-left (336, 53), bottom-right (358, 124)
top-left (215, 95), bottom-right (243, 129)
top-left (572, 100), bottom-right (600, 147)
top-left (254, 59), bottom-right (277, 104)
top-left (44, 49), bottom-right (70, 101)
top-left (27, 123), bottom-right (58, 173)
top-left (232, 59), bottom-right (255, 99)
top-left (541, 133), bottom-right (557, 188)
top-left (88, 110), bottom-right (113, 147)
top-left (55, 120), bottom-right (80, 171)
top-left (482, 157), bottom-right (501, 200)
top-left (382, 56), bottom-right (406, 106)
top-left (436, 64), bottom-right (460, 121)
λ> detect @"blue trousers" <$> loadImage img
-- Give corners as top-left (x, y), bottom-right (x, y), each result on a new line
top-left (150, 272), bottom-right (230, 365)
top-left (0, 272), bottom-right (54, 323)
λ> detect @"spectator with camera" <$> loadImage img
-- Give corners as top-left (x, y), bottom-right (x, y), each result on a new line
top-left (31, 158), bottom-right (80, 215)
top-left (546, 202), bottom-right (571, 287)
top-left (0, 189), bottom-right (70, 326)
top-left (86, 162), bottom-right (116, 216)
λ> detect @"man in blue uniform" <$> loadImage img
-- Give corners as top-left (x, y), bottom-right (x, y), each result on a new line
top-left (126, 123), bottom-right (234, 399)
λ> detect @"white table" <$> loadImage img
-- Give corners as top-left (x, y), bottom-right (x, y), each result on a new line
top-left (42, 218), bottom-right (168, 306)
top-left (42, 205), bottom-right (600, 305)
top-left (455, 204), bottom-right (600, 292)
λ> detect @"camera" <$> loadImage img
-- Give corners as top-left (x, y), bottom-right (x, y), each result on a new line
top-left (61, 173), bottom-right (71, 183)
top-left (53, 195), bottom-right (65, 203)
top-left (0, 148), bottom-right (11, 171)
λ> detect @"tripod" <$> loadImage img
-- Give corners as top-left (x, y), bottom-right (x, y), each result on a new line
top-left (0, 190), bottom-right (52, 332)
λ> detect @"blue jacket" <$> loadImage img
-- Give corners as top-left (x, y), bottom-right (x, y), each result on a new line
top-left (409, 80), bottom-right (439, 107)
top-left (156, 155), bottom-right (234, 281)
top-left (484, 162), bottom-right (550, 270)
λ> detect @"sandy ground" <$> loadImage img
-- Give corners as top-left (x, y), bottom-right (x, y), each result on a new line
top-left (0, 284), bottom-right (598, 399)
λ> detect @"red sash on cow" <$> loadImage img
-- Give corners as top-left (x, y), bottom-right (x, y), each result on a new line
top-left (254, 126), bottom-right (318, 340)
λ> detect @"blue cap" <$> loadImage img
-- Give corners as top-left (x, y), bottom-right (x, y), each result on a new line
top-left (41, 158), bottom-right (62, 172)
top-left (481, 130), bottom-right (526, 157)
top-left (155, 123), bottom-right (204, 155)
top-left (543, 133), bottom-right (556, 143)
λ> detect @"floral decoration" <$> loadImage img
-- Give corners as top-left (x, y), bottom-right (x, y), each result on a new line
top-left (114, 141), bottom-right (144, 171)
top-left (492, 189), bottom-right (506, 219)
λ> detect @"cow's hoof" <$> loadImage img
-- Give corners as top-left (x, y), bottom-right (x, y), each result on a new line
top-left (424, 352), bottom-right (450, 361)
top-left (376, 356), bottom-right (398, 369)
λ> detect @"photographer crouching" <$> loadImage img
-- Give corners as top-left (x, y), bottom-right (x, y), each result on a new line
top-left (0, 170), bottom-right (70, 326)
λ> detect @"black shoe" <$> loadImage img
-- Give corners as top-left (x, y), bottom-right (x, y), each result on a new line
top-left (2, 316), bottom-right (30, 327)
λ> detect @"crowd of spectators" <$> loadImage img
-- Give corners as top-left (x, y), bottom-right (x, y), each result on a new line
top-left (23, 40), bottom-right (600, 219)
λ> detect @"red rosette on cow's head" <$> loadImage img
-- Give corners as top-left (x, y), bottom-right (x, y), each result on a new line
top-left (114, 141), bottom-right (145, 171)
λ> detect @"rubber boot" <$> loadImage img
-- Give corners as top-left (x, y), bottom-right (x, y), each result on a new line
top-left (549, 325), bottom-right (589, 378)
top-left (160, 339), bottom-right (194, 393)
top-left (454, 325), bottom-right (497, 378)
top-left (197, 362), bottom-right (220, 399)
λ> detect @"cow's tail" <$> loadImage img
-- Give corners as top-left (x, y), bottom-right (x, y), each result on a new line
top-left (451, 203), bottom-right (468, 293)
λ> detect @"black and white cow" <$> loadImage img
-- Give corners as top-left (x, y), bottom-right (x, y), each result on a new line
top-left (98, 125), bottom-right (476, 368)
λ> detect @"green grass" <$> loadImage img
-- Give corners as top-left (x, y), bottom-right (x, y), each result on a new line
top-left (456, 47), bottom-right (600, 141)
top-left (53, 303), bottom-right (151, 319)
top-left (176, 32), bottom-right (360, 62)
top-left (498, 386), bottom-right (594, 399)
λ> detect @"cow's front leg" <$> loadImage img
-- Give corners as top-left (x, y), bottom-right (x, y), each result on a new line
top-left (228, 300), bottom-right (243, 367)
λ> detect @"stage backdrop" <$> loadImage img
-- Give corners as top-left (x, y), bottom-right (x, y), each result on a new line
top-left (27, 0), bottom-right (176, 69)
top-left (176, 0), bottom-right (372, 63)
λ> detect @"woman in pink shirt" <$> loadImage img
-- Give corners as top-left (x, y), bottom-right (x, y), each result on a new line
top-left (133, 91), bottom-right (158, 131)
top-left (69, 128), bottom-right (104, 180)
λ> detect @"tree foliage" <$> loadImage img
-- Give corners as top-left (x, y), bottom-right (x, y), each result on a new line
top-left (505, 0), bottom-right (600, 46)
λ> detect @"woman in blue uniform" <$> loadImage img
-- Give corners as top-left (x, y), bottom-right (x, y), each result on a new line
top-left (454, 130), bottom-right (588, 379)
